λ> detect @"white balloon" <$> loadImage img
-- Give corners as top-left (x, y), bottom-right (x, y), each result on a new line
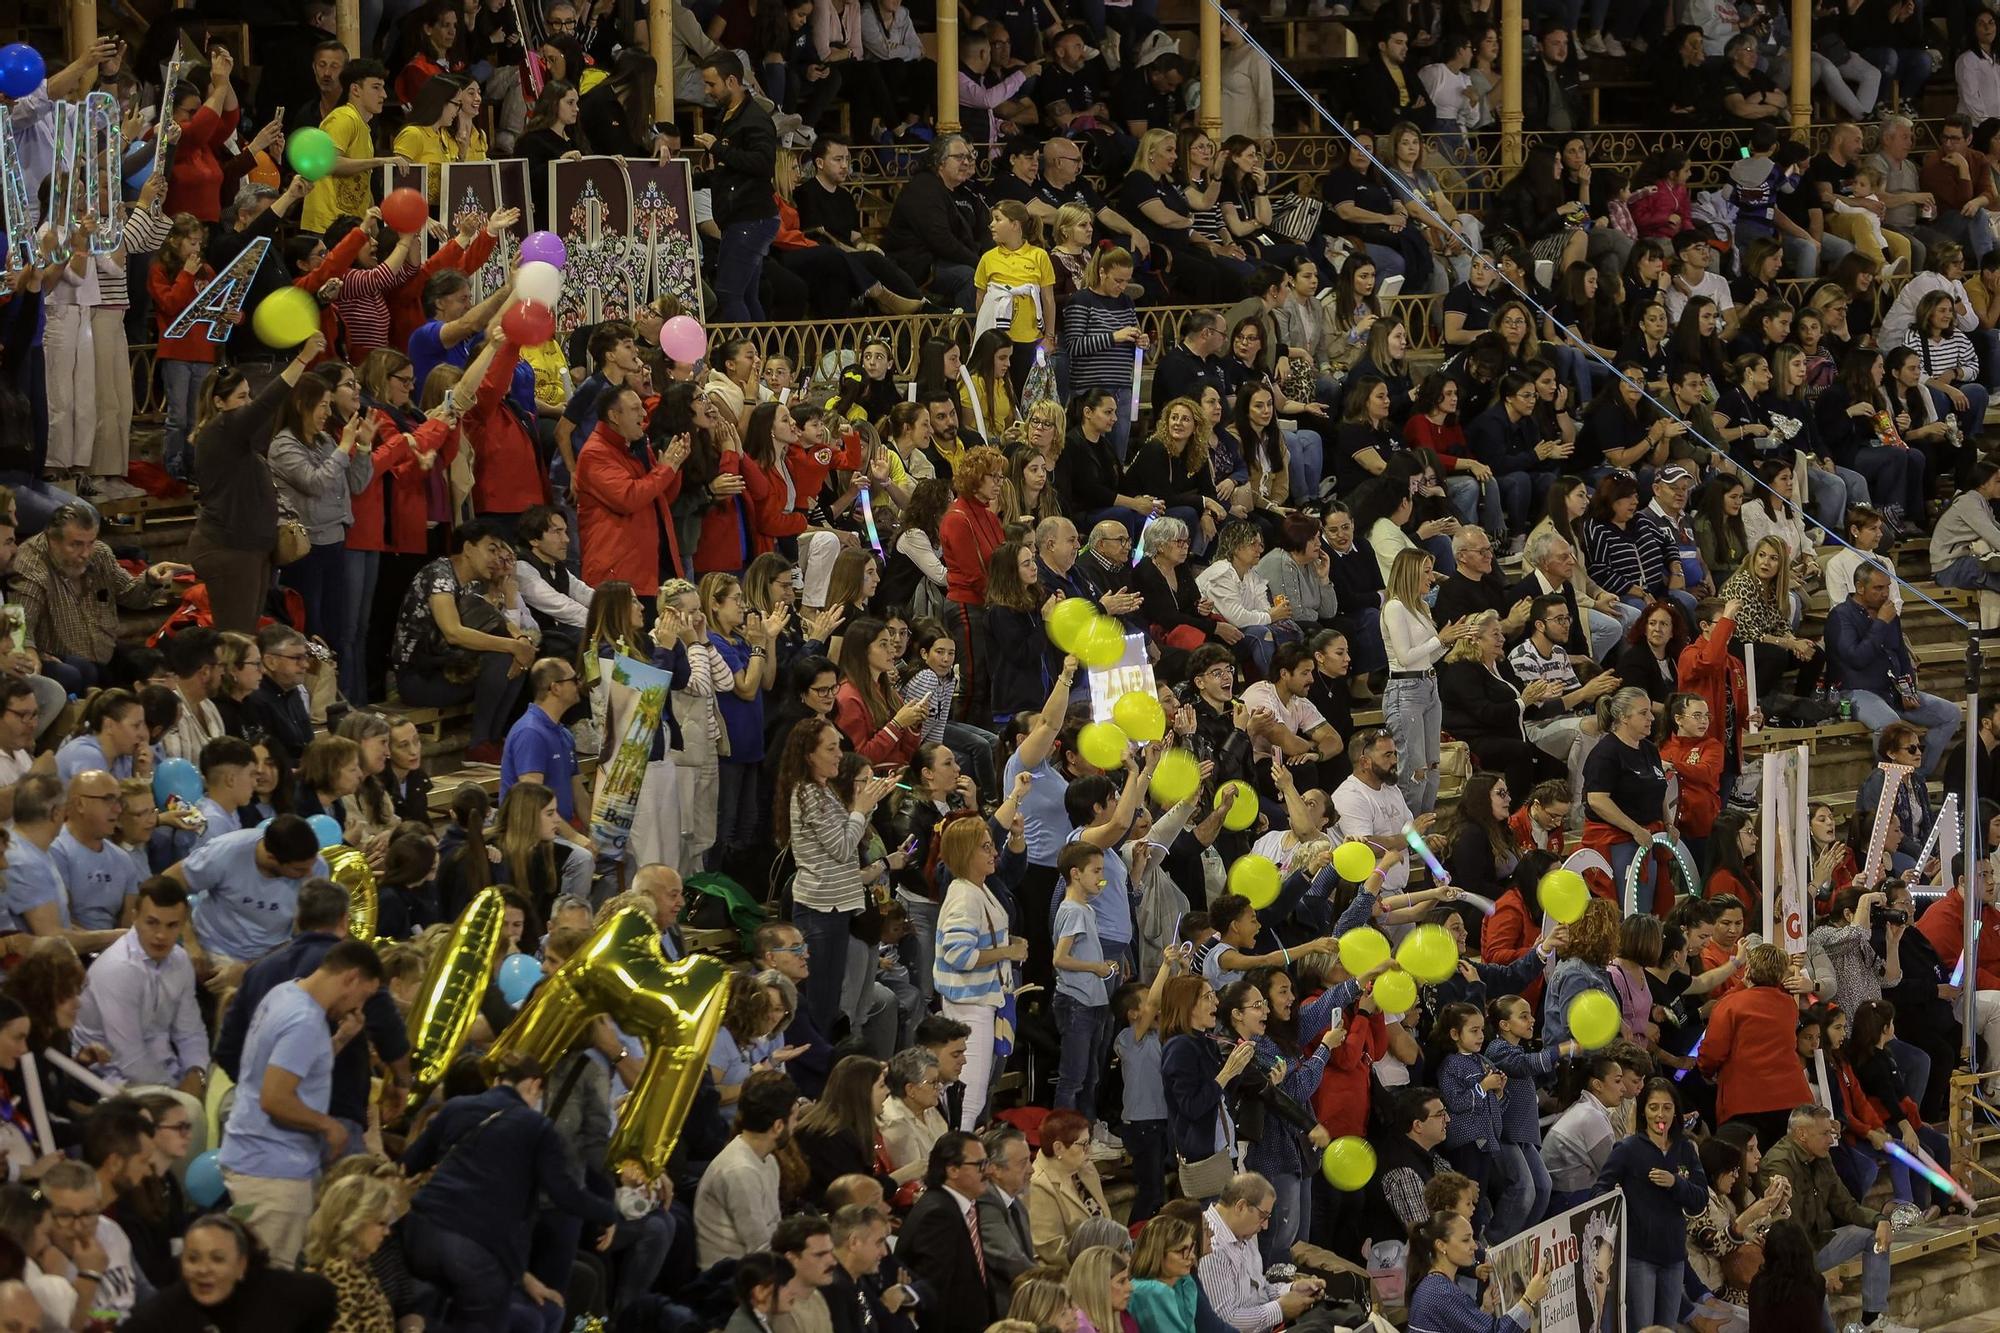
top-left (516, 260), bottom-right (563, 307)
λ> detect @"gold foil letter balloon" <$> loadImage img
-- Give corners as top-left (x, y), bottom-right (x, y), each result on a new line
top-left (483, 908), bottom-right (729, 1179)
top-left (324, 845), bottom-right (379, 944)
top-left (406, 888), bottom-right (507, 1099)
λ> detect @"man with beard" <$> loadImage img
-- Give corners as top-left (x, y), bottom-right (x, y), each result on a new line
top-left (1330, 729), bottom-right (1427, 894)
top-left (693, 1069), bottom-right (801, 1265)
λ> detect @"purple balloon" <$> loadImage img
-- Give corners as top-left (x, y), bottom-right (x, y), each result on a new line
top-left (0, 44), bottom-right (46, 99)
top-left (519, 230), bottom-right (567, 269)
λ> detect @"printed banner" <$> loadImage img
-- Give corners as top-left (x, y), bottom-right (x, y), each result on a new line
top-left (1085, 631), bottom-right (1156, 725)
top-left (547, 155), bottom-right (703, 337)
top-left (589, 654), bottom-right (674, 867)
top-left (1489, 1189), bottom-right (1626, 1333)
top-left (441, 157), bottom-right (531, 298)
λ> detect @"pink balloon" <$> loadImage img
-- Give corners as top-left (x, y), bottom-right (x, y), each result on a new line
top-left (519, 230), bottom-right (566, 268)
top-left (658, 315), bottom-right (707, 364)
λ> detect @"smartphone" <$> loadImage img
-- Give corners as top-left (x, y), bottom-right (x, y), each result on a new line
top-left (899, 835), bottom-right (919, 856)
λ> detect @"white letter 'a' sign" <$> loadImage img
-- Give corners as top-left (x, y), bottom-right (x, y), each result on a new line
top-left (160, 237), bottom-right (270, 343)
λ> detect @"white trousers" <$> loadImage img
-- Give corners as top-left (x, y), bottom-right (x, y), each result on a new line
top-left (944, 999), bottom-right (997, 1130)
top-left (90, 307), bottom-right (133, 476)
top-left (43, 304), bottom-right (95, 472)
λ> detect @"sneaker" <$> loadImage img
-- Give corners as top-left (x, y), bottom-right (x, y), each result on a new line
top-left (1601, 34), bottom-right (1626, 56)
top-left (1581, 32), bottom-right (1607, 54)
top-left (1088, 1138), bottom-right (1124, 1162)
top-left (1093, 1124), bottom-right (1126, 1152)
top-left (95, 477), bottom-right (144, 500)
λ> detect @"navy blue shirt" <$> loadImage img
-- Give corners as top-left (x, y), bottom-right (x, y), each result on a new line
top-left (502, 704), bottom-right (580, 820)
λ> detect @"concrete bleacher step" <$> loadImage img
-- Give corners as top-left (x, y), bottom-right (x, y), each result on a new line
top-left (1825, 1120), bottom-right (2000, 1326)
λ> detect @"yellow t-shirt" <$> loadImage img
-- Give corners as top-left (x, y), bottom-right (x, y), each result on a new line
top-left (390, 123), bottom-right (491, 203)
top-left (521, 339), bottom-right (572, 410)
top-left (973, 243), bottom-right (1057, 343)
top-left (304, 104), bottom-right (378, 234)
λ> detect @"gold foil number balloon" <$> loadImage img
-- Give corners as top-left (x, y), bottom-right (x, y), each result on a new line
top-left (483, 908), bottom-right (731, 1179)
top-left (406, 887), bottom-right (507, 1100)
top-left (324, 845), bottom-right (379, 945)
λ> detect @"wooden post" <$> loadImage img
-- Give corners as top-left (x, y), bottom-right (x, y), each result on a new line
top-left (938, 5), bottom-right (959, 134)
top-left (336, 0), bottom-right (362, 58)
top-left (1500, 0), bottom-right (1522, 168)
top-left (1199, 0), bottom-right (1222, 143)
top-left (1790, 0), bottom-right (1812, 130)
top-left (69, 0), bottom-right (97, 72)
top-left (650, 0), bottom-right (674, 124)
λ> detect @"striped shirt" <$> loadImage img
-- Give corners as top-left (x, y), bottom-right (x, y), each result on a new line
top-left (335, 256), bottom-right (421, 363)
top-left (787, 783), bottom-right (868, 913)
top-left (935, 875), bottom-right (1010, 1006)
top-left (1581, 516), bottom-right (1669, 597)
top-left (1061, 290), bottom-right (1142, 388)
top-left (1908, 327), bottom-right (1982, 381)
top-left (901, 667), bottom-right (955, 748)
top-left (90, 209), bottom-right (172, 310)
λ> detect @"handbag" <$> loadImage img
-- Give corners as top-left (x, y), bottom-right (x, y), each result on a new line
top-left (274, 520), bottom-right (310, 566)
top-left (1813, 31), bottom-right (1851, 64)
top-left (1176, 1148), bottom-right (1235, 1200)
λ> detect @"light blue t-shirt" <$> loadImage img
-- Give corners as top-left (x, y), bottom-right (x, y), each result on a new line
top-left (194, 797), bottom-right (242, 850)
top-left (2, 836), bottom-right (68, 930)
top-left (49, 828), bottom-right (137, 929)
top-left (709, 1026), bottom-right (755, 1127)
top-left (1062, 828), bottom-right (1133, 948)
top-left (218, 981), bottom-right (333, 1180)
top-left (1053, 896), bottom-right (1109, 1006)
top-left (186, 828), bottom-right (328, 962)
top-left (54, 735), bottom-right (134, 784)
top-left (1115, 1026), bottom-right (1167, 1121)
top-left (1004, 753), bottom-right (1070, 867)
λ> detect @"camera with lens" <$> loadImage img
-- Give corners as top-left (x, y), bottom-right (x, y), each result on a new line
top-left (1870, 903), bottom-right (1909, 926)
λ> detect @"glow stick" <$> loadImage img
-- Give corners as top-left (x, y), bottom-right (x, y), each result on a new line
top-left (1911, 1141), bottom-right (1978, 1211)
top-left (1673, 1032), bottom-right (1705, 1081)
top-left (1131, 344), bottom-right (1145, 419)
top-left (1458, 892), bottom-right (1497, 916)
top-left (1133, 514), bottom-right (1156, 566)
top-left (1884, 1140), bottom-right (1976, 1211)
top-left (1912, 793), bottom-right (1958, 887)
top-left (16, 1054), bottom-right (51, 1151)
top-left (858, 481), bottom-right (882, 556)
top-left (1953, 954), bottom-right (1966, 988)
top-left (1401, 821), bottom-right (1451, 886)
top-left (958, 364), bottom-right (989, 442)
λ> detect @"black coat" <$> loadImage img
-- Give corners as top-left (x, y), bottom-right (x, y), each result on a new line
top-left (1439, 657), bottom-right (1528, 743)
top-left (701, 94), bottom-right (779, 226)
top-left (1506, 571), bottom-right (1591, 657)
top-left (897, 1184), bottom-right (1003, 1333)
top-left (885, 172), bottom-right (982, 279)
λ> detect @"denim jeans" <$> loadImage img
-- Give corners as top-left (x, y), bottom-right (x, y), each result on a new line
top-left (943, 720), bottom-right (998, 800)
top-left (1383, 673), bottom-right (1441, 812)
top-left (1260, 1169), bottom-right (1312, 1266)
top-left (1488, 1142), bottom-right (1551, 1241)
top-left (1124, 1118), bottom-right (1170, 1222)
top-left (281, 541), bottom-right (349, 654)
top-left (1051, 993), bottom-right (1111, 1119)
top-left (1626, 1257), bottom-right (1683, 1328)
top-left (898, 896), bottom-right (939, 1005)
top-left (715, 215), bottom-right (781, 321)
top-left (1851, 443), bottom-right (1927, 518)
top-left (1936, 553), bottom-right (2000, 593)
top-left (406, 1221), bottom-right (520, 1333)
top-left (1444, 473), bottom-right (1505, 535)
top-left (1859, 45), bottom-right (1935, 105)
top-left (1287, 427), bottom-right (1325, 500)
top-left (1846, 686), bottom-right (1962, 778)
top-left (1816, 1225), bottom-right (1891, 1315)
top-left (793, 904), bottom-right (856, 1028)
top-left (159, 358), bottom-right (205, 480)
top-left (397, 652), bottom-right (524, 748)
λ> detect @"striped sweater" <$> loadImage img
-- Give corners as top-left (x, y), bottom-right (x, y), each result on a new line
top-left (788, 784), bottom-right (869, 913)
top-left (1060, 290), bottom-right (1142, 389)
top-left (934, 875), bottom-right (1011, 1007)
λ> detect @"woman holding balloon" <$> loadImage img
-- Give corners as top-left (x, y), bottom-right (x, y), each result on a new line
top-left (1541, 897), bottom-right (1626, 1051)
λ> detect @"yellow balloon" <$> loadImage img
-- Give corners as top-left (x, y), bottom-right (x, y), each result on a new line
top-left (1228, 854), bottom-right (1281, 908)
top-left (1337, 926), bottom-right (1391, 976)
top-left (1321, 1135), bottom-right (1377, 1190)
top-left (1150, 749), bottom-right (1201, 805)
top-left (1077, 721), bottom-right (1129, 771)
top-left (324, 845), bottom-right (379, 944)
top-left (1077, 615), bottom-right (1128, 668)
top-left (1397, 923), bottom-right (1460, 984)
top-left (1374, 969), bottom-right (1417, 1014)
top-left (1218, 780), bottom-right (1259, 830)
top-left (1538, 868), bottom-right (1590, 925)
top-left (1112, 690), bottom-right (1167, 742)
top-left (1332, 839), bottom-right (1377, 882)
top-left (251, 286), bottom-right (321, 348)
top-left (1568, 990), bottom-right (1622, 1049)
top-left (406, 888), bottom-right (508, 1099)
top-left (1047, 597), bottom-right (1096, 653)
top-left (485, 908), bottom-right (730, 1178)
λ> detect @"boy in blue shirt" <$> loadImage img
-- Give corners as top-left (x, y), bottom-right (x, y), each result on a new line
top-left (1112, 960), bottom-right (1173, 1223)
top-left (1052, 841), bottom-right (1116, 1120)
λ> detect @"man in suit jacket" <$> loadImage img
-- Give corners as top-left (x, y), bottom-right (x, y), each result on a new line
top-left (1510, 530), bottom-right (1625, 660)
top-left (976, 1125), bottom-right (1036, 1284)
top-left (827, 1204), bottom-right (918, 1333)
top-left (897, 1132), bottom-right (1002, 1333)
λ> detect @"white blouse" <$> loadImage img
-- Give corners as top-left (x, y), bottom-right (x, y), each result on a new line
top-left (1383, 599), bottom-right (1446, 672)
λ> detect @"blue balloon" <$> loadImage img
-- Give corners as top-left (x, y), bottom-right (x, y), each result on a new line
top-left (152, 757), bottom-right (203, 807)
top-left (498, 953), bottom-right (541, 1006)
top-left (306, 814), bottom-right (344, 849)
top-left (185, 1150), bottom-right (226, 1207)
top-left (0, 45), bottom-right (46, 100)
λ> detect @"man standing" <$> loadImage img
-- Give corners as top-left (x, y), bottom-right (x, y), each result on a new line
top-left (1330, 730), bottom-right (1419, 894)
top-left (73, 878), bottom-right (208, 1094)
top-left (694, 1070), bottom-right (800, 1264)
top-left (975, 1124), bottom-right (1036, 1282)
top-left (302, 59), bottom-right (401, 235)
top-left (1200, 1174), bottom-right (1330, 1333)
top-left (216, 939), bottom-right (385, 1267)
top-left (897, 1133), bottom-right (1002, 1333)
top-left (575, 385), bottom-right (687, 596)
top-left (212, 879), bottom-right (413, 1158)
top-left (696, 53), bottom-right (780, 322)
top-left (50, 767), bottom-right (139, 931)
top-left (1823, 564), bottom-right (1961, 778)
top-left (557, 321), bottom-right (645, 496)
top-left (1758, 1105), bottom-right (1910, 1333)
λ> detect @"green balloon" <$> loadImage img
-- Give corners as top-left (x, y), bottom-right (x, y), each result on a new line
top-left (286, 127), bottom-right (338, 182)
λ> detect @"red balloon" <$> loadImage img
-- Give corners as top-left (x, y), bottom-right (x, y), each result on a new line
top-left (501, 299), bottom-right (554, 346)
top-left (381, 187), bottom-right (430, 235)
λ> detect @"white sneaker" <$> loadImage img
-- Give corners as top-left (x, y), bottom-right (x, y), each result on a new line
top-left (1581, 33), bottom-right (1607, 54)
top-left (1601, 34), bottom-right (1626, 57)
top-left (1094, 1124), bottom-right (1126, 1151)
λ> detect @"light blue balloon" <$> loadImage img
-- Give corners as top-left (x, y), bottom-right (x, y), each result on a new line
top-left (152, 757), bottom-right (203, 807)
top-left (498, 952), bottom-right (541, 1006)
top-left (185, 1150), bottom-right (226, 1207)
top-left (307, 814), bottom-right (344, 849)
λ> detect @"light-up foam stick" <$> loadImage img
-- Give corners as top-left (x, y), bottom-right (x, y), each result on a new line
top-left (1401, 821), bottom-right (1451, 886)
top-left (1673, 1032), bottom-right (1705, 1081)
top-left (1884, 1140), bottom-right (1976, 1211)
top-left (857, 480), bottom-right (882, 556)
top-left (1130, 344), bottom-right (1145, 419)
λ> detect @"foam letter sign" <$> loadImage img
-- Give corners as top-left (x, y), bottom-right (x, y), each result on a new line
top-left (0, 110), bottom-right (27, 271)
top-left (160, 237), bottom-right (270, 342)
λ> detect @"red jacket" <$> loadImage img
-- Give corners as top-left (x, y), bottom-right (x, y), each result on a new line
top-left (785, 428), bottom-right (865, 519)
top-left (1700, 939), bottom-right (1747, 1000)
top-left (1698, 985), bottom-right (1812, 1124)
top-left (1705, 867), bottom-right (1757, 920)
top-left (1916, 887), bottom-right (2000, 991)
top-left (166, 105), bottom-right (240, 222)
top-left (1676, 616), bottom-right (1750, 767)
top-left (386, 232), bottom-right (496, 353)
top-left (744, 453), bottom-right (807, 544)
top-left (1309, 1005), bottom-right (1386, 1139)
top-left (1506, 806), bottom-right (1568, 859)
top-left (1659, 733), bottom-right (1723, 838)
top-left (149, 264), bottom-right (219, 364)
top-left (464, 343), bottom-right (549, 515)
top-left (689, 452), bottom-right (758, 576)
top-left (1481, 887), bottom-right (1545, 1005)
top-left (575, 423), bottom-right (684, 595)
top-left (940, 498), bottom-right (1005, 605)
top-left (833, 680), bottom-right (920, 767)
top-left (351, 412), bottom-right (457, 553)
top-left (293, 225), bottom-right (368, 359)
top-left (1629, 179), bottom-right (1692, 239)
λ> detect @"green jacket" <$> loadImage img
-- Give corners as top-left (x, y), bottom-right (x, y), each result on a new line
top-left (1758, 1130), bottom-right (1885, 1248)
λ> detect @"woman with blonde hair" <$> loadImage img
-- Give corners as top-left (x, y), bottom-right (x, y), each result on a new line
top-left (211, 631), bottom-right (262, 738)
top-left (1008, 1275), bottom-right (1078, 1331)
top-left (1382, 547), bottom-right (1471, 813)
top-left (1116, 128), bottom-right (1233, 303)
top-left (493, 780), bottom-right (588, 907)
top-left (1023, 399), bottom-right (1066, 467)
top-left (934, 797), bottom-right (1033, 1129)
top-left (1125, 397), bottom-right (1223, 549)
top-left (1721, 533), bottom-right (1823, 698)
top-left (1062, 245), bottom-right (1146, 461)
top-left (303, 1173), bottom-right (399, 1332)
top-left (1071, 1245), bottom-right (1139, 1333)
top-left (1050, 201), bottom-right (1097, 296)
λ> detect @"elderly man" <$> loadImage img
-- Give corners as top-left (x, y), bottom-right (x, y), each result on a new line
top-left (1759, 1104), bottom-right (1910, 1333)
top-left (635, 863), bottom-right (687, 959)
top-left (13, 504), bottom-right (181, 692)
top-left (1201, 1174), bottom-right (1332, 1333)
top-left (1865, 114), bottom-right (1946, 270)
top-left (245, 625), bottom-right (316, 756)
top-left (50, 767), bottom-right (139, 931)
top-left (885, 135), bottom-right (982, 311)
top-left (976, 1123), bottom-right (1036, 1282)
top-left (1637, 463), bottom-right (1709, 623)
top-left (1432, 526), bottom-right (1531, 635)
top-left (0, 509), bottom-right (81, 736)
top-left (6, 773), bottom-right (126, 954)
top-left (1510, 529), bottom-right (1632, 660)
top-left (1034, 135), bottom-right (1150, 262)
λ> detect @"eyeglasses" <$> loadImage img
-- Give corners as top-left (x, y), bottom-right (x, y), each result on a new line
top-left (769, 943), bottom-right (809, 955)
top-left (51, 1208), bottom-right (100, 1224)
top-left (3, 707), bottom-right (36, 723)
top-left (154, 1120), bottom-right (191, 1134)
top-left (390, 371), bottom-right (416, 384)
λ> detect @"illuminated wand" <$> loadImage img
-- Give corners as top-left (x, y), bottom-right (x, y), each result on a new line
top-left (1884, 1140), bottom-right (1977, 1212)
